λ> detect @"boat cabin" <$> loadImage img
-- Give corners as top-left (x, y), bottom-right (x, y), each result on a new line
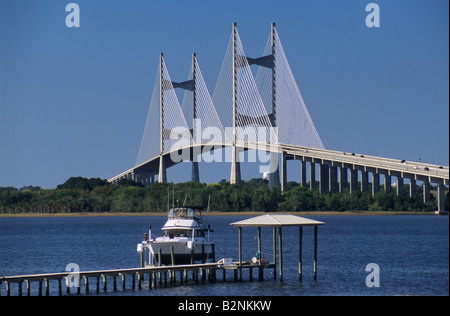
top-left (162, 207), bottom-right (211, 240)
top-left (168, 207), bottom-right (203, 220)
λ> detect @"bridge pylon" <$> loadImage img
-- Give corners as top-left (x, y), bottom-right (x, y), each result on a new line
top-left (158, 52), bottom-right (166, 183)
top-left (230, 22), bottom-right (241, 184)
top-left (157, 52), bottom-right (200, 183)
top-left (268, 22), bottom-right (280, 189)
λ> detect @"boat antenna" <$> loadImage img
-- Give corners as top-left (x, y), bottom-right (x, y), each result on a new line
top-left (183, 194), bottom-right (188, 206)
top-left (172, 183), bottom-right (175, 208)
top-left (167, 187), bottom-right (170, 211)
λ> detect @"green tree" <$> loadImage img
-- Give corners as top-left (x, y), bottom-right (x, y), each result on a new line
top-left (111, 186), bottom-right (145, 212)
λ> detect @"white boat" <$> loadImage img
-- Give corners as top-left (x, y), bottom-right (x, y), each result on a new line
top-left (137, 207), bottom-right (215, 266)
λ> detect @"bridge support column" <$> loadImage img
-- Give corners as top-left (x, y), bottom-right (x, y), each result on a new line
top-left (361, 171), bottom-right (368, 193)
top-left (339, 167), bottom-right (347, 193)
top-left (396, 177), bottom-right (404, 196)
top-left (310, 162), bottom-right (316, 191)
top-left (230, 146), bottom-right (241, 185)
top-left (319, 164), bottom-right (329, 194)
top-left (329, 166), bottom-right (338, 193)
top-left (384, 175), bottom-right (392, 192)
top-left (409, 179), bottom-right (416, 198)
top-left (350, 169), bottom-right (358, 194)
top-left (437, 183), bottom-right (446, 214)
top-left (192, 161), bottom-right (200, 183)
top-left (281, 152), bottom-right (287, 192)
top-left (423, 180), bottom-right (430, 204)
top-left (269, 170), bottom-right (280, 189)
top-left (158, 155), bottom-right (167, 183)
top-left (372, 173), bottom-right (380, 197)
top-left (300, 160), bottom-right (307, 187)
top-left (268, 153), bottom-right (280, 189)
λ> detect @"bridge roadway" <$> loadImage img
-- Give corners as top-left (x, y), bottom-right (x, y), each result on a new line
top-left (109, 143), bottom-right (449, 212)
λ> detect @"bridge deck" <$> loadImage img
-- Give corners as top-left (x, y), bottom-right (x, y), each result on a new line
top-left (109, 143), bottom-right (448, 185)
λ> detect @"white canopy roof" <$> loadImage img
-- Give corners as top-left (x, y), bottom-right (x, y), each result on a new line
top-left (230, 214), bottom-right (324, 227)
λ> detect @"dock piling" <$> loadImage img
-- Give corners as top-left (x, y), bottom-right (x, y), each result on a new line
top-left (121, 274), bottom-right (126, 290)
top-left (238, 227), bottom-right (242, 281)
top-left (273, 227), bottom-right (276, 279)
top-left (314, 226), bottom-right (318, 280)
top-left (96, 276), bottom-right (100, 293)
top-left (85, 276), bottom-right (90, 294)
top-left (299, 226), bottom-right (303, 281)
top-left (279, 227), bottom-right (283, 282)
top-left (102, 274), bottom-right (107, 292)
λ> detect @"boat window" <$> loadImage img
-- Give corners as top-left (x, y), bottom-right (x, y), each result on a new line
top-left (164, 229), bottom-right (192, 238)
top-left (187, 208), bottom-right (195, 218)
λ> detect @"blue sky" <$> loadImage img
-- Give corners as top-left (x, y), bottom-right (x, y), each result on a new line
top-left (0, 0), bottom-right (448, 189)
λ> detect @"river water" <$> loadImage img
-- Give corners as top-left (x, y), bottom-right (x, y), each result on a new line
top-left (0, 214), bottom-right (448, 296)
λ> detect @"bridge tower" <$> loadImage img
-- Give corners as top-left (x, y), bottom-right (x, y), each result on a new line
top-left (268, 22), bottom-right (281, 189)
top-left (157, 52), bottom-right (200, 183)
top-left (191, 53), bottom-right (200, 182)
top-left (230, 22), bottom-right (242, 184)
top-left (158, 52), bottom-right (167, 183)
top-left (229, 22), bottom-right (281, 187)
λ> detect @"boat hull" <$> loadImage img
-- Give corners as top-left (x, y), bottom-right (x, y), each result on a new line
top-left (146, 240), bottom-right (215, 265)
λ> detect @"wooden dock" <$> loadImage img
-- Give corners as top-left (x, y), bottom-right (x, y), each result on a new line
top-left (0, 261), bottom-right (273, 296)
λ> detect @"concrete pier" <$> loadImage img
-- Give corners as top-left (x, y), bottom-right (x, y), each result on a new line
top-left (319, 163), bottom-right (329, 194)
top-left (329, 166), bottom-right (338, 193)
top-left (281, 152), bottom-right (287, 192)
top-left (396, 176), bottom-right (404, 196)
top-left (300, 160), bottom-right (307, 187)
top-left (310, 161), bottom-right (316, 191)
top-left (191, 161), bottom-right (200, 183)
top-left (423, 180), bottom-right (430, 203)
top-left (339, 167), bottom-right (348, 192)
top-left (158, 155), bottom-right (167, 183)
top-left (437, 183), bottom-right (446, 214)
top-left (350, 169), bottom-right (358, 194)
top-left (372, 172), bottom-right (380, 196)
top-left (409, 178), bottom-right (416, 198)
top-left (361, 170), bottom-right (368, 193)
top-left (384, 174), bottom-right (392, 192)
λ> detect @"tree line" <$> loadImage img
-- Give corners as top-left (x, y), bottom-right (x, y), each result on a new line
top-left (0, 176), bottom-right (447, 214)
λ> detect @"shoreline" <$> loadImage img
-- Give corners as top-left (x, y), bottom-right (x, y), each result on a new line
top-left (0, 210), bottom-right (436, 218)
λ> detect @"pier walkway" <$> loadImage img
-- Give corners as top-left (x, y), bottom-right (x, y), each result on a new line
top-left (0, 261), bottom-right (274, 296)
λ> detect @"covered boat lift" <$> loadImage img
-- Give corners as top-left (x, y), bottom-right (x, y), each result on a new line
top-left (230, 214), bottom-right (324, 282)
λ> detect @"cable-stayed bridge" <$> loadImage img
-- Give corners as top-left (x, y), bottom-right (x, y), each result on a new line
top-left (109, 23), bottom-right (449, 213)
